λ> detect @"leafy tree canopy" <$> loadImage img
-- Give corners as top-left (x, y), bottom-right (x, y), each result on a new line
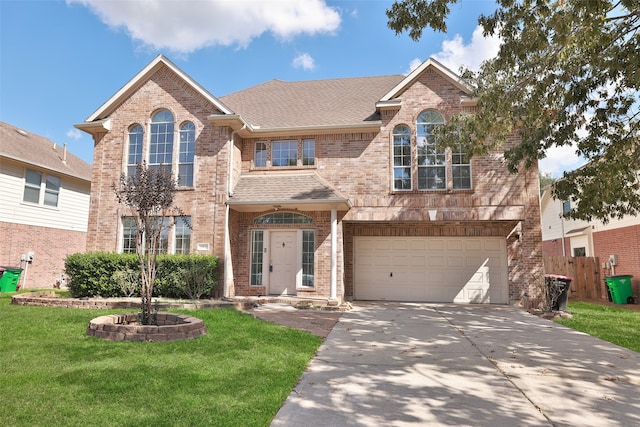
top-left (387, 0), bottom-right (639, 222)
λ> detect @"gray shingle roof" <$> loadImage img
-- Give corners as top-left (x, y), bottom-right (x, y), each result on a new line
top-left (228, 173), bottom-right (350, 206)
top-left (219, 75), bottom-right (404, 129)
top-left (0, 121), bottom-right (92, 181)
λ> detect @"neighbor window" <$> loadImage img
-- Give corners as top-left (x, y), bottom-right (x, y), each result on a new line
top-left (23, 169), bottom-right (60, 207)
top-left (178, 122), bottom-right (195, 187)
top-left (250, 230), bottom-right (264, 286)
top-left (393, 125), bottom-right (412, 190)
top-left (417, 110), bottom-right (446, 190)
top-left (127, 124), bottom-right (144, 177)
top-left (149, 109), bottom-right (174, 173)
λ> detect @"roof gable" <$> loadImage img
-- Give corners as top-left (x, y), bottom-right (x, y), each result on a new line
top-left (0, 121), bottom-right (92, 181)
top-left (84, 55), bottom-right (232, 122)
top-left (379, 58), bottom-right (473, 103)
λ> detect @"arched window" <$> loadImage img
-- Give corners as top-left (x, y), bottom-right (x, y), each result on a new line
top-left (393, 124), bottom-right (412, 191)
top-left (417, 110), bottom-right (446, 190)
top-left (253, 212), bottom-right (313, 225)
top-left (150, 109), bottom-right (174, 172)
top-left (127, 124), bottom-right (144, 177)
top-left (178, 121), bottom-right (195, 187)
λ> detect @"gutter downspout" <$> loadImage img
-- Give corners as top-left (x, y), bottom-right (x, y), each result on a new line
top-left (223, 125), bottom-right (245, 298)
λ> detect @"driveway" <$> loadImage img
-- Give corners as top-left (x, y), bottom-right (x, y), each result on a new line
top-left (272, 302), bottom-right (640, 426)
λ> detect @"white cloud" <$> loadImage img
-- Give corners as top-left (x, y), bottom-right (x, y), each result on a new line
top-left (68, 0), bottom-right (341, 53)
top-left (539, 145), bottom-right (585, 178)
top-left (292, 53), bottom-right (315, 70)
top-left (406, 57), bottom-right (423, 75)
top-left (433, 25), bottom-right (501, 72)
top-left (66, 128), bottom-right (83, 140)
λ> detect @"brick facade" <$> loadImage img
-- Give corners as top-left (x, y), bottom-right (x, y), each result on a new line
top-left (0, 221), bottom-right (86, 289)
top-left (79, 56), bottom-right (543, 305)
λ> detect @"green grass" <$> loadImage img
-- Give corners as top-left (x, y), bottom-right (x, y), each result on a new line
top-left (0, 292), bottom-right (321, 427)
top-left (554, 302), bottom-right (640, 353)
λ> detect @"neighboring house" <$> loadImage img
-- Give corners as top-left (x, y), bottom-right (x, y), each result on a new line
top-left (540, 185), bottom-right (640, 296)
top-left (0, 121), bottom-right (92, 289)
top-left (75, 55), bottom-right (543, 305)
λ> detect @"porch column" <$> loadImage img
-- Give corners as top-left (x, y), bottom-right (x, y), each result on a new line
top-left (330, 207), bottom-right (337, 301)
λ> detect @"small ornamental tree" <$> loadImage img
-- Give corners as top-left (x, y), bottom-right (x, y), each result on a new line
top-left (113, 162), bottom-right (185, 324)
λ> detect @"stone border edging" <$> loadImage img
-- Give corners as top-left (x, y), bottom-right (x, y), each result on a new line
top-left (87, 312), bottom-right (207, 342)
top-left (11, 291), bottom-right (253, 310)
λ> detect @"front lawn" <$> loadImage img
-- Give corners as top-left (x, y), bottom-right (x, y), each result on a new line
top-left (554, 301), bottom-right (640, 353)
top-left (0, 292), bottom-right (321, 427)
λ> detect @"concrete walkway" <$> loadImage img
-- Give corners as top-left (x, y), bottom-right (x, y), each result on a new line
top-left (272, 302), bottom-right (640, 426)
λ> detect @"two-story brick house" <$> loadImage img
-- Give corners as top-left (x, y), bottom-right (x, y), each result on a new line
top-left (76, 55), bottom-right (543, 305)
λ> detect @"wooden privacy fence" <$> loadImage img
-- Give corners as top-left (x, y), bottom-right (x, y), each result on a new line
top-left (543, 256), bottom-right (602, 300)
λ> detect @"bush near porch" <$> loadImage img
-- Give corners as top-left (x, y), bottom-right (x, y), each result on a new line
top-left (65, 252), bottom-right (218, 299)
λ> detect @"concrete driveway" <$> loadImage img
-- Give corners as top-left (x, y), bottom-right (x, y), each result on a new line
top-left (272, 302), bottom-right (640, 426)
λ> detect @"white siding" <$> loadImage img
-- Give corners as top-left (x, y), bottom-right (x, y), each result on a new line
top-left (541, 189), bottom-right (640, 241)
top-left (0, 158), bottom-right (90, 232)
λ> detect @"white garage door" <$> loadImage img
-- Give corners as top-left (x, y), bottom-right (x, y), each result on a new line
top-left (354, 237), bottom-right (508, 304)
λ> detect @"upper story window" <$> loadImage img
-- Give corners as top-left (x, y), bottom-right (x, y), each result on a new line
top-left (178, 122), bottom-right (195, 187)
top-left (393, 125), bottom-right (412, 191)
top-left (302, 139), bottom-right (315, 166)
top-left (252, 138), bottom-right (315, 168)
top-left (392, 110), bottom-right (472, 192)
top-left (272, 140), bottom-right (297, 166)
top-left (149, 109), bottom-right (174, 173)
top-left (417, 110), bottom-right (446, 190)
top-left (23, 169), bottom-right (61, 207)
top-left (126, 109), bottom-right (197, 188)
top-left (254, 142), bottom-right (267, 167)
top-left (127, 124), bottom-right (144, 177)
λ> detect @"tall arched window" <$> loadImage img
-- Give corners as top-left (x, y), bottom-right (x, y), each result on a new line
top-left (178, 121), bottom-right (195, 187)
top-left (393, 124), bottom-right (412, 191)
top-left (417, 110), bottom-right (446, 190)
top-left (127, 124), bottom-right (144, 177)
top-left (150, 109), bottom-right (174, 172)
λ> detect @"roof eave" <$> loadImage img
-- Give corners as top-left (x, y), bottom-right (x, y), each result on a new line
top-left (74, 118), bottom-right (111, 136)
top-left (227, 198), bottom-right (352, 213)
top-left (208, 114), bottom-right (382, 137)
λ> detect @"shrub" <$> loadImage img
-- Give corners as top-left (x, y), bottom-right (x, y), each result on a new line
top-left (65, 252), bottom-right (218, 299)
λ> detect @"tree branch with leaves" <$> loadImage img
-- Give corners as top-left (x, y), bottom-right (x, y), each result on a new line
top-left (388, 0), bottom-right (640, 222)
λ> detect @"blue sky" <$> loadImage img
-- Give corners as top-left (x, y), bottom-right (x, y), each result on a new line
top-left (0, 0), bottom-right (579, 176)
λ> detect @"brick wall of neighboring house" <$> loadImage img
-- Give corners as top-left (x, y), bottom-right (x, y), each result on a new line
top-left (0, 221), bottom-right (86, 289)
top-left (593, 224), bottom-right (640, 297)
top-left (86, 64), bottom-right (229, 266)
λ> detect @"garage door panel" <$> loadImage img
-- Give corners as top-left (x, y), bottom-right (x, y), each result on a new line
top-left (355, 236), bottom-right (507, 303)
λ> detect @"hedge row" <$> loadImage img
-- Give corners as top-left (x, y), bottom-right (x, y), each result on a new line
top-left (65, 252), bottom-right (218, 299)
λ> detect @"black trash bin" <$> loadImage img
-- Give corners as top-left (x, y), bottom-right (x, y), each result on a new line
top-left (544, 274), bottom-right (572, 311)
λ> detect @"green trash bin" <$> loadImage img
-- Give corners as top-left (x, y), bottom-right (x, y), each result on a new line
top-left (604, 275), bottom-right (634, 304)
top-left (0, 266), bottom-right (23, 292)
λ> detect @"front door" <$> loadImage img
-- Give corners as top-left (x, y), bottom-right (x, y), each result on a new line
top-left (269, 231), bottom-right (297, 295)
